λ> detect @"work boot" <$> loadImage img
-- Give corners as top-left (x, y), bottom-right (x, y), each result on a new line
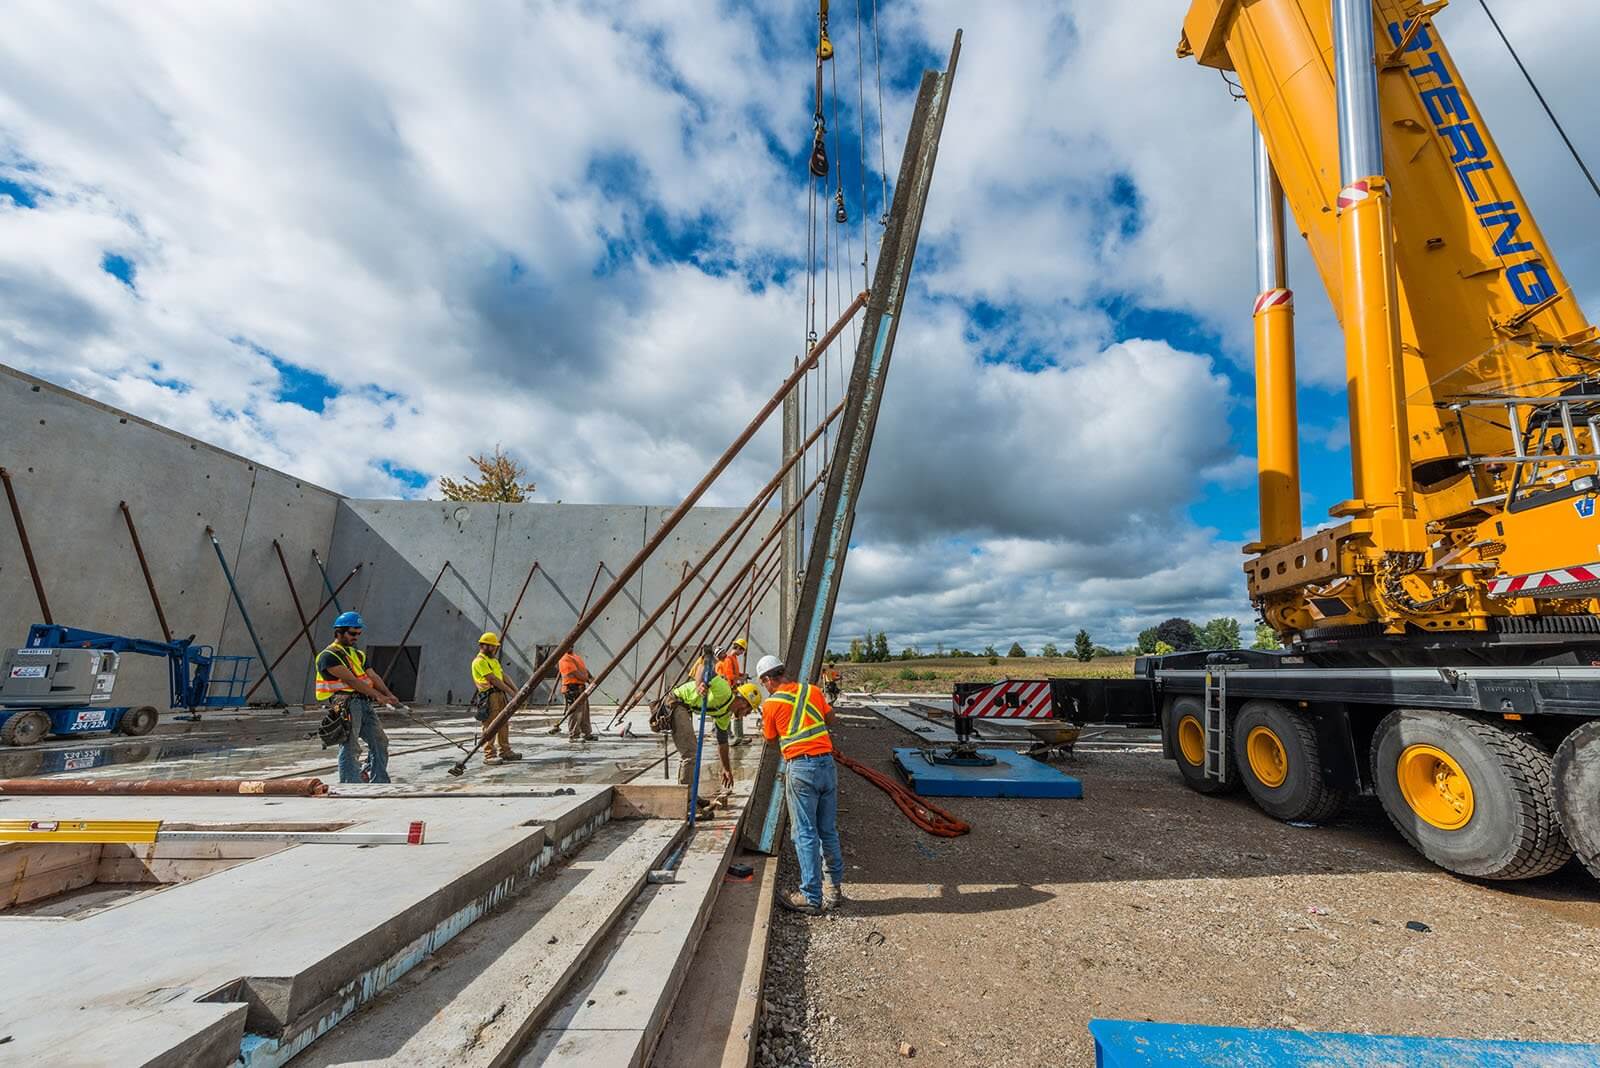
top-left (483, 753), bottom-right (503, 766)
top-left (583, 733), bottom-right (598, 742)
top-left (501, 750), bottom-right (523, 761)
top-left (776, 890), bottom-right (822, 916)
top-left (825, 883), bottom-right (846, 911)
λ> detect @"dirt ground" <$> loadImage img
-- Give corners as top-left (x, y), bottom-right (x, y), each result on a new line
top-left (754, 706), bottom-right (1600, 1068)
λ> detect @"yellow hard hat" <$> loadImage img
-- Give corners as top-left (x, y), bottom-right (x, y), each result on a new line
top-left (732, 637), bottom-right (748, 650)
top-left (478, 631), bottom-right (501, 646)
top-left (736, 683), bottom-right (762, 707)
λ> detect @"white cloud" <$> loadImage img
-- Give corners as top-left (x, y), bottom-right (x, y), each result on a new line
top-left (0, 0), bottom-right (1594, 650)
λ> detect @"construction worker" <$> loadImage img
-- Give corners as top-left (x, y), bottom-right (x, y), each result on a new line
top-left (558, 647), bottom-right (597, 741)
top-left (756, 654), bottom-right (842, 915)
top-left (315, 611), bottom-right (400, 784)
top-left (716, 637), bottom-right (752, 745)
top-left (666, 676), bottom-right (758, 811)
top-left (471, 632), bottom-right (522, 765)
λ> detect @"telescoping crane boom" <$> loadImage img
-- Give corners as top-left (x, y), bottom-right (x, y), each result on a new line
top-left (1133, 0), bottom-right (1600, 887)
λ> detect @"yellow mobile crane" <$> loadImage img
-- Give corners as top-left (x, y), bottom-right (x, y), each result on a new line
top-left (1135, 0), bottom-right (1600, 883)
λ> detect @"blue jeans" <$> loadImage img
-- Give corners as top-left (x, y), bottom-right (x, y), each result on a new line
top-left (785, 753), bottom-right (843, 907)
top-left (338, 697), bottom-right (390, 784)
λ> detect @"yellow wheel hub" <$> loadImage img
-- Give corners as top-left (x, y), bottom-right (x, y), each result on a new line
top-left (1397, 744), bottom-right (1474, 830)
top-left (1246, 726), bottom-right (1289, 788)
top-left (1177, 715), bottom-right (1205, 767)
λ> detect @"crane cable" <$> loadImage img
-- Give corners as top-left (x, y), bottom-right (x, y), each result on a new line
top-left (1476, 0), bottom-right (1600, 202)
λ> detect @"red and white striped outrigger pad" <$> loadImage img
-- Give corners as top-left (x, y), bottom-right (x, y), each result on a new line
top-left (1489, 563), bottom-right (1600, 597)
top-left (953, 679), bottom-right (1054, 719)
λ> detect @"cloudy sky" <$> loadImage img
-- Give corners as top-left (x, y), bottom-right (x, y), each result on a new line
top-left (2, 1), bottom-right (1596, 652)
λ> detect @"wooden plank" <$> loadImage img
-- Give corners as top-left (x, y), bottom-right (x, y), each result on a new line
top-left (95, 857), bottom-right (252, 885)
top-left (652, 850), bottom-right (778, 1068)
top-left (611, 783), bottom-right (689, 820)
top-left (518, 815), bottom-right (743, 1067)
top-left (295, 818), bottom-right (685, 1068)
top-left (10, 861), bottom-right (97, 907)
top-left (1, 844), bottom-right (102, 906)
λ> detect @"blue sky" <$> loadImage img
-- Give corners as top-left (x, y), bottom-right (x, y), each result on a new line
top-left (0, 1), bottom-right (1595, 651)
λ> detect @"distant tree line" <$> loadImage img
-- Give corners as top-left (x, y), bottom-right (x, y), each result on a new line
top-left (826, 618), bottom-right (1282, 663)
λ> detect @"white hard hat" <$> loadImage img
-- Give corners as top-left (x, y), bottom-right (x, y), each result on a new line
top-left (755, 654), bottom-right (784, 679)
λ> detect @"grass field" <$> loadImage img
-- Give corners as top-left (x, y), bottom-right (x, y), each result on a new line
top-left (833, 655), bottom-right (1137, 694)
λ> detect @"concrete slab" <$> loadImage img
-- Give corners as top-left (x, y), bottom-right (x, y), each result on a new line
top-left (891, 747), bottom-right (1084, 799)
top-left (517, 815), bottom-right (744, 1067)
top-left (298, 816), bottom-right (684, 1067)
top-left (652, 849), bottom-right (777, 1068)
top-left (0, 789), bottom-right (611, 1067)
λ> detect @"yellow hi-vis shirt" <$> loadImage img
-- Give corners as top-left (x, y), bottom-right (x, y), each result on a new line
top-left (471, 653), bottom-right (504, 693)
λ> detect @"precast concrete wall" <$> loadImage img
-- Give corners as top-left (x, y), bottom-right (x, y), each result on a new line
top-left (0, 366), bottom-right (340, 711)
top-left (1, 364), bottom-right (782, 719)
top-left (326, 500), bottom-right (781, 708)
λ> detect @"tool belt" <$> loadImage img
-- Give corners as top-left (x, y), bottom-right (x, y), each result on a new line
top-left (318, 695), bottom-right (352, 748)
top-left (470, 687), bottom-right (492, 722)
top-left (563, 683), bottom-right (584, 704)
top-left (648, 696), bottom-right (677, 735)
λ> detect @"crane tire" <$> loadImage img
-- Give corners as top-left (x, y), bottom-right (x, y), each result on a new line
top-left (119, 706), bottom-right (159, 737)
top-left (1232, 700), bottom-right (1346, 823)
top-left (0, 710), bottom-right (51, 747)
top-left (1164, 695), bottom-right (1238, 795)
top-left (1372, 709), bottom-right (1571, 880)
top-left (1553, 721), bottom-right (1600, 882)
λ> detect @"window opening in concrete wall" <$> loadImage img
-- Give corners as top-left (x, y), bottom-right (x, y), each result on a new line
top-left (367, 646), bottom-right (421, 702)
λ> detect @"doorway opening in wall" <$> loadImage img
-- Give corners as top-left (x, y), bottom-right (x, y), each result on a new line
top-left (368, 646), bottom-right (421, 702)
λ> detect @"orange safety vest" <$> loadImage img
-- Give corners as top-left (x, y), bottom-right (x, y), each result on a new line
top-left (716, 653), bottom-right (742, 684)
top-left (559, 651), bottom-right (589, 688)
top-left (764, 684), bottom-right (831, 759)
top-left (315, 643), bottom-right (369, 702)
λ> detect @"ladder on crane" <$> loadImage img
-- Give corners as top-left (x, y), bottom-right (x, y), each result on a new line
top-left (1202, 669), bottom-right (1228, 782)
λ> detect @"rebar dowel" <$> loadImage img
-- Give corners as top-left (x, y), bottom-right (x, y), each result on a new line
top-left (380, 560), bottom-right (449, 682)
top-left (271, 539), bottom-right (319, 659)
top-left (593, 406), bottom-right (844, 717)
top-left (119, 501), bottom-right (172, 642)
top-left (245, 565), bottom-right (362, 701)
top-left (453, 298), bottom-right (866, 776)
top-left (499, 560), bottom-right (541, 636)
top-left (1, 467), bottom-right (51, 624)
top-left (311, 549), bottom-right (344, 614)
top-left (204, 527), bottom-right (286, 707)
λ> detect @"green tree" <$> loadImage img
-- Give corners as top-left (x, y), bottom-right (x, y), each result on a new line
top-left (1252, 623), bottom-right (1283, 651)
top-left (1136, 627), bottom-right (1159, 655)
top-left (1153, 640), bottom-right (1175, 655)
top-left (873, 631), bottom-right (891, 662)
top-left (982, 643), bottom-right (999, 658)
top-left (1073, 629), bottom-right (1095, 662)
top-left (1198, 617), bottom-right (1242, 651)
top-left (848, 638), bottom-right (865, 663)
top-left (1007, 641), bottom-right (1027, 658)
top-left (1040, 641), bottom-right (1060, 658)
top-left (1155, 617), bottom-right (1199, 651)
top-left (439, 445), bottom-right (536, 502)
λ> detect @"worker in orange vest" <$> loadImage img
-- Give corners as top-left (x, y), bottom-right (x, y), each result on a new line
top-left (716, 637), bottom-right (751, 745)
top-left (558, 648), bottom-right (597, 741)
top-left (756, 654), bottom-right (843, 915)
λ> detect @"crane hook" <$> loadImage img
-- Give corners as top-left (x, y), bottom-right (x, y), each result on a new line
top-left (834, 189), bottom-right (848, 224)
top-left (810, 119), bottom-right (829, 179)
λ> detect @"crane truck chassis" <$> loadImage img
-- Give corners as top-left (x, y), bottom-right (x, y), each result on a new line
top-left (1121, 0), bottom-right (1600, 887)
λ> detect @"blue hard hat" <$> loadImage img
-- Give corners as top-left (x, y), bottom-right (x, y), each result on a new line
top-left (333, 611), bottom-right (366, 630)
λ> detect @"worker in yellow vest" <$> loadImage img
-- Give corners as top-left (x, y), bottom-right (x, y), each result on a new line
top-left (315, 611), bottom-right (400, 784)
top-left (756, 654), bottom-right (843, 915)
top-left (664, 676), bottom-right (759, 811)
top-left (470, 632), bottom-right (523, 765)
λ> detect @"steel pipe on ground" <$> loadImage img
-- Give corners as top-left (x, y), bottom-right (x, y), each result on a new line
top-left (0, 778), bottom-right (329, 796)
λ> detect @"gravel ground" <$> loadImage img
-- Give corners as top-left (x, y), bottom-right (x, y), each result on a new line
top-left (755, 708), bottom-right (1600, 1068)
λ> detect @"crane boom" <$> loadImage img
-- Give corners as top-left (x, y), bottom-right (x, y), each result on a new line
top-left (1181, 0), bottom-right (1600, 656)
